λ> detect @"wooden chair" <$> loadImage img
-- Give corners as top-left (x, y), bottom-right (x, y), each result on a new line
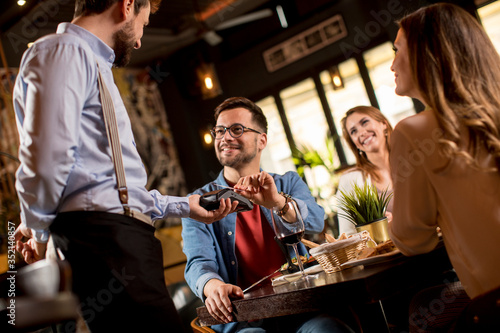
top-left (0, 259), bottom-right (79, 332)
top-left (190, 317), bottom-right (215, 333)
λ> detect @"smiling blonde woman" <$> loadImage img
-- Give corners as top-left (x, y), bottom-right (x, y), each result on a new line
top-left (336, 105), bottom-right (394, 235)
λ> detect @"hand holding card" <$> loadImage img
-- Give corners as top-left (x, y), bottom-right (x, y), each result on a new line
top-left (199, 188), bottom-right (253, 212)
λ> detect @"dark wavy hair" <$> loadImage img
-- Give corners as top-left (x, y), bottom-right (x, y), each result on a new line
top-left (399, 3), bottom-right (500, 171)
top-left (341, 106), bottom-right (393, 182)
top-left (74, 0), bottom-right (161, 17)
top-left (214, 97), bottom-right (268, 134)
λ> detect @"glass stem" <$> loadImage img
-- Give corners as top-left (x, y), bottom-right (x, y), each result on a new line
top-left (292, 243), bottom-right (307, 276)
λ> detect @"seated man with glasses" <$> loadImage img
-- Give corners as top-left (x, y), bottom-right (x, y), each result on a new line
top-left (182, 97), bottom-right (353, 333)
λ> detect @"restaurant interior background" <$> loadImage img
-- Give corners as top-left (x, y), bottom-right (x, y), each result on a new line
top-left (0, 0), bottom-right (500, 314)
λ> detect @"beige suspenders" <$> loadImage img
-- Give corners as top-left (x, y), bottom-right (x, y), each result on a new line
top-left (96, 63), bottom-right (152, 225)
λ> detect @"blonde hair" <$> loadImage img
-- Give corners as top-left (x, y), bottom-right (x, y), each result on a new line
top-left (341, 106), bottom-right (393, 182)
top-left (399, 3), bottom-right (500, 171)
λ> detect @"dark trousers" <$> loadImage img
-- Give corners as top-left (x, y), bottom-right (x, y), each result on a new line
top-left (50, 211), bottom-right (185, 333)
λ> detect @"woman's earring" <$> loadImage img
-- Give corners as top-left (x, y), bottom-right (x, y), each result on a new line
top-left (358, 149), bottom-right (363, 155)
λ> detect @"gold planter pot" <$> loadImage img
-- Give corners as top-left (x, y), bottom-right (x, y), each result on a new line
top-left (356, 217), bottom-right (390, 246)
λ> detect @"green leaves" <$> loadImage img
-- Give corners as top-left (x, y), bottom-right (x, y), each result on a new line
top-left (291, 136), bottom-right (338, 178)
top-left (337, 181), bottom-right (393, 226)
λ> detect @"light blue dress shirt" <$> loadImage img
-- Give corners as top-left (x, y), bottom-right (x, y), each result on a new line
top-left (13, 23), bottom-right (189, 242)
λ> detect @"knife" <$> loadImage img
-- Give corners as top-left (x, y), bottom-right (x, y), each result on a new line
top-left (242, 268), bottom-right (281, 293)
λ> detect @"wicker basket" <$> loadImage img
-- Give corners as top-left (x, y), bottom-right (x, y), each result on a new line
top-left (309, 231), bottom-right (371, 273)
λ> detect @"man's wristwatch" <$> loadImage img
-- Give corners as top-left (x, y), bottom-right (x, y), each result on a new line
top-left (277, 192), bottom-right (292, 217)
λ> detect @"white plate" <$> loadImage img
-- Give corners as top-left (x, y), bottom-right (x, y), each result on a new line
top-left (340, 249), bottom-right (402, 268)
top-left (272, 264), bottom-right (323, 286)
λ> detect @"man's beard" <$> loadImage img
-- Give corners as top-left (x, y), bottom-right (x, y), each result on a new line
top-left (218, 141), bottom-right (258, 168)
top-left (112, 21), bottom-right (135, 68)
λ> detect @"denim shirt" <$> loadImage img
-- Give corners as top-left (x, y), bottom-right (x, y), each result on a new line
top-left (181, 170), bottom-right (325, 333)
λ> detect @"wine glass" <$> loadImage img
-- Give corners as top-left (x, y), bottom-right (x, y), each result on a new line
top-left (271, 200), bottom-right (310, 279)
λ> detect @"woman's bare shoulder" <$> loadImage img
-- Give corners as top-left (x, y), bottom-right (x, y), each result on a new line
top-left (394, 109), bottom-right (439, 134)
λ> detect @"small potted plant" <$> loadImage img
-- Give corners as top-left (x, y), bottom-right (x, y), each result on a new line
top-left (336, 181), bottom-right (393, 245)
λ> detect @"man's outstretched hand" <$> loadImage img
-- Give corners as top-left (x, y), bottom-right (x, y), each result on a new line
top-left (234, 171), bottom-right (285, 209)
top-left (188, 195), bottom-right (239, 224)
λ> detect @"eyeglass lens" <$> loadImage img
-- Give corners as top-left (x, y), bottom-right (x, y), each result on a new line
top-left (212, 124), bottom-right (245, 139)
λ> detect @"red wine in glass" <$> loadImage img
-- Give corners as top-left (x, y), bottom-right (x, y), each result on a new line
top-left (271, 200), bottom-right (310, 278)
top-left (279, 231), bottom-right (305, 245)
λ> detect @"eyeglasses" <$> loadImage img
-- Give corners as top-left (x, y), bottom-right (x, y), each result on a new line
top-left (211, 123), bottom-right (262, 139)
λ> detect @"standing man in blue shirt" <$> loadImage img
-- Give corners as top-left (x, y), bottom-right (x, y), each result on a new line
top-left (13, 1), bottom-right (237, 332)
top-left (182, 97), bottom-right (353, 333)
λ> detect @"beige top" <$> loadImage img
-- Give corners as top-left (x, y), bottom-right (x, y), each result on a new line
top-left (389, 109), bottom-right (500, 299)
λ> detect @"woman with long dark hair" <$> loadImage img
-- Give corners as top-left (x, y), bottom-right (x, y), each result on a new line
top-left (390, 3), bottom-right (500, 331)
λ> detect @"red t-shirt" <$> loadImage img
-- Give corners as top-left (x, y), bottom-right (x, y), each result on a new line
top-left (235, 204), bottom-right (286, 289)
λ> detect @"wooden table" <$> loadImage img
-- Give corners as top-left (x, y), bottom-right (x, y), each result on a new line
top-left (197, 243), bottom-right (453, 330)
